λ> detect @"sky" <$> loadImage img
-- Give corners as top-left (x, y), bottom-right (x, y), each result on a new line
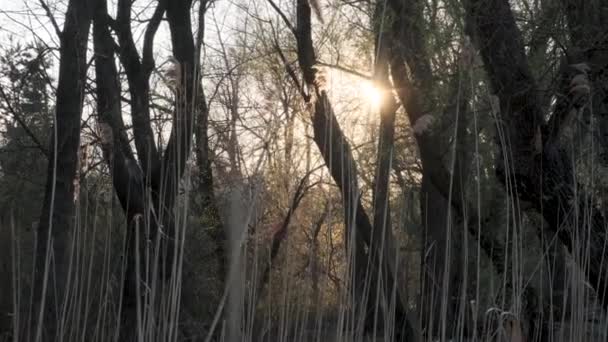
top-left (0, 0), bottom-right (380, 172)
top-left (0, 0), bottom-right (62, 45)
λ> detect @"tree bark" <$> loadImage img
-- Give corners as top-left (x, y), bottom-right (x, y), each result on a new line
top-left (93, 0), bottom-right (219, 339)
top-left (93, 2), bottom-right (151, 340)
top-left (385, 0), bottom-right (518, 337)
top-left (193, 0), bottom-right (227, 283)
top-left (33, 0), bottom-right (93, 340)
top-left (465, 0), bottom-right (608, 313)
top-left (370, 17), bottom-right (407, 335)
top-left (115, 0), bottom-right (163, 175)
top-left (293, 0), bottom-right (417, 339)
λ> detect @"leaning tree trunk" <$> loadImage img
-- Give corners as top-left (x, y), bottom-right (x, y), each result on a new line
top-left (382, 0), bottom-right (470, 337)
top-left (292, 0), bottom-right (417, 339)
top-left (384, 0), bottom-right (522, 337)
top-left (465, 0), bottom-right (608, 315)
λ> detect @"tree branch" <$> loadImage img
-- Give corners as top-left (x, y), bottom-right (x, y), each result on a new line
top-left (466, 0), bottom-right (608, 312)
top-left (315, 61), bottom-right (371, 80)
top-left (38, 0), bottom-right (62, 38)
top-left (266, 0), bottom-right (297, 37)
top-left (115, 0), bottom-right (160, 175)
top-left (142, 0), bottom-right (167, 75)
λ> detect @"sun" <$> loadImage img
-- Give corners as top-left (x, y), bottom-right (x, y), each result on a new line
top-left (360, 80), bottom-right (384, 111)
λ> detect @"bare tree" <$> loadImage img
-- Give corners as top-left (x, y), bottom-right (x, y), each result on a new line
top-left (33, 0), bottom-right (94, 340)
top-left (92, 0), bottom-right (221, 339)
top-left (273, 0), bottom-right (419, 338)
top-left (465, 0), bottom-right (608, 318)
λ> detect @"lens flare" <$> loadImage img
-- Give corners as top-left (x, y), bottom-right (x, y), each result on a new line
top-left (361, 81), bottom-right (383, 111)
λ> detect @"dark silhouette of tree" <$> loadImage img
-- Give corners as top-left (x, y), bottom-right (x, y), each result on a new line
top-left (465, 0), bottom-right (608, 331)
top-left (92, 0), bottom-right (223, 339)
top-left (32, 0), bottom-right (94, 339)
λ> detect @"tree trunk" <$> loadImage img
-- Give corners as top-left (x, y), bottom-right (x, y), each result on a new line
top-left (93, 0), bottom-right (216, 339)
top-left (293, 0), bottom-right (416, 339)
top-left (419, 177), bottom-right (462, 338)
top-left (385, 0), bottom-right (513, 337)
top-left (33, 1), bottom-right (93, 340)
top-left (466, 0), bottom-right (608, 314)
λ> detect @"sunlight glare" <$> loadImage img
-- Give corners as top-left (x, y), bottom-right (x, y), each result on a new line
top-left (361, 81), bottom-right (384, 111)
